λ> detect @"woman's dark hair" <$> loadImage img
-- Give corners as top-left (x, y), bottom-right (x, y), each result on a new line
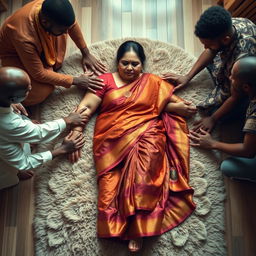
top-left (195, 6), bottom-right (232, 39)
top-left (41, 0), bottom-right (75, 27)
top-left (116, 41), bottom-right (146, 65)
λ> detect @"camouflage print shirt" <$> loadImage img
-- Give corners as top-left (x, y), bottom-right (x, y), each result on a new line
top-left (243, 99), bottom-right (256, 134)
top-left (198, 18), bottom-right (256, 110)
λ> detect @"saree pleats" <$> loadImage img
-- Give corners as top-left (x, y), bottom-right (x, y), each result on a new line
top-left (94, 73), bottom-right (195, 239)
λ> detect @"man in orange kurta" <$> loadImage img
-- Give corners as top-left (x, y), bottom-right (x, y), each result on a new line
top-left (0, 0), bottom-right (106, 106)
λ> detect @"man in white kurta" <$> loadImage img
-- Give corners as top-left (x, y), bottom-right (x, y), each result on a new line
top-left (0, 67), bottom-right (87, 190)
top-left (0, 107), bottom-right (67, 189)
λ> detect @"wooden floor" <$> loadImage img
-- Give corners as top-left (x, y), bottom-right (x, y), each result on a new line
top-left (1, 1), bottom-right (256, 256)
top-left (0, 178), bottom-right (34, 256)
top-left (221, 120), bottom-right (256, 256)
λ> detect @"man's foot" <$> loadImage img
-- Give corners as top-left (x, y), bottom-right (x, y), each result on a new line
top-left (128, 238), bottom-right (143, 252)
top-left (17, 170), bottom-right (34, 180)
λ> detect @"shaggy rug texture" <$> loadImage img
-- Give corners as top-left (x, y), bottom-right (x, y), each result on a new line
top-left (34, 38), bottom-right (226, 256)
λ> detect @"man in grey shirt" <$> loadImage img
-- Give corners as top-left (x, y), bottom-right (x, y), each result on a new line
top-left (189, 57), bottom-right (256, 182)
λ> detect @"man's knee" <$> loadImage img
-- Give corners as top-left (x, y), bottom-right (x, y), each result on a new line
top-left (220, 157), bottom-right (256, 181)
top-left (220, 157), bottom-right (237, 177)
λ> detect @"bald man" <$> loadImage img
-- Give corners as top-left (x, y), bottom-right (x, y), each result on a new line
top-left (0, 0), bottom-right (106, 106)
top-left (0, 67), bottom-right (88, 190)
top-left (189, 57), bottom-right (256, 182)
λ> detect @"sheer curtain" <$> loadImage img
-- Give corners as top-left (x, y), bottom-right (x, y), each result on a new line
top-left (0, 0), bottom-right (214, 57)
top-left (68, 0), bottom-right (214, 57)
top-left (100, 0), bottom-right (184, 47)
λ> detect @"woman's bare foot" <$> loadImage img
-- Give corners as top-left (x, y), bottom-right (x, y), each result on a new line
top-left (17, 170), bottom-right (34, 180)
top-left (128, 238), bottom-right (143, 252)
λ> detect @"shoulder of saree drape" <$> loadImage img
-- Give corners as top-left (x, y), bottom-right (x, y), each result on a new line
top-left (93, 73), bottom-right (174, 176)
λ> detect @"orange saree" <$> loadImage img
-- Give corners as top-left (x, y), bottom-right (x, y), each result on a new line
top-left (94, 73), bottom-right (195, 239)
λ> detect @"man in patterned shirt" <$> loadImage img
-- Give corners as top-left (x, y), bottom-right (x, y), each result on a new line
top-left (162, 6), bottom-right (256, 132)
top-left (189, 57), bottom-right (256, 182)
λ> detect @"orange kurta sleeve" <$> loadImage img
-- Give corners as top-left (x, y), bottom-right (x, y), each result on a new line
top-left (68, 21), bottom-right (87, 50)
top-left (11, 34), bottom-right (73, 88)
top-left (0, 0), bottom-right (73, 88)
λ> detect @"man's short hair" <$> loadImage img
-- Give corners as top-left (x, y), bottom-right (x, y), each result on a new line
top-left (195, 6), bottom-right (232, 39)
top-left (41, 0), bottom-right (75, 27)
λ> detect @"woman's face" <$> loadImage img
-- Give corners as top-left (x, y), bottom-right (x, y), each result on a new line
top-left (117, 50), bottom-right (143, 82)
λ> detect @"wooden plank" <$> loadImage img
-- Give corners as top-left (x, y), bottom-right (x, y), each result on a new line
top-left (251, 18), bottom-right (256, 24)
top-left (0, 0), bottom-right (7, 12)
top-left (1, 186), bottom-right (18, 256)
top-left (224, 178), bottom-right (233, 256)
top-left (0, 189), bottom-right (7, 254)
top-left (232, 0), bottom-right (254, 17)
top-left (224, 0), bottom-right (243, 13)
top-left (1, 227), bottom-right (17, 256)
top-left (15, 179), bottom-right (35, 256)
top-left (0, 0), bottom-right (8, 12)
top-left (240, 1), bottom-right (256, 20)
top-left (247, 6), bottom-right (256, 20)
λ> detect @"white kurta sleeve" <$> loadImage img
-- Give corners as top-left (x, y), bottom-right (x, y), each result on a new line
top-left (6, 116), bottom-right (67, 143)
top-left (0, 144), bottom-right (53, 171)
top-left (0, 112), bottom-right (67, 171)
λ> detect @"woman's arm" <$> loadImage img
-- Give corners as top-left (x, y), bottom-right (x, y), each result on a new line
top-left (68, 92), bottom-right (102, 163)
top-left (72, 92), bottom-right (102, 131)
top-left (164, 95), bottom-right (197, 117)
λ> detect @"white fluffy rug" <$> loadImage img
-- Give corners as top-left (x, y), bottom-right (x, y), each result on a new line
top-left (34, 38), bottom-right (226, 255)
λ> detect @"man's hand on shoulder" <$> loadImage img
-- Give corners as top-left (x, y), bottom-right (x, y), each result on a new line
top-left (73, 72), bottom-right (105, 93)
top-left (160, 73), bottom-right (191, 91)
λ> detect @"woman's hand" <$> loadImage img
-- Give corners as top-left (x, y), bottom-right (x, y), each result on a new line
top-left (166, 101), bottom-right (197, 117)
top-left (161, 73), bottom-right (190, 91)
top-left (67, 130), bottom-right (84, 163)
top-left (81, 48), bottom-right (107, 76)
top-left (11, 103), bottom-right (28, 116)
top-left (192, 116), bottom-right (216, 133)
top-left (188, 129), bottom-right (216, 149)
